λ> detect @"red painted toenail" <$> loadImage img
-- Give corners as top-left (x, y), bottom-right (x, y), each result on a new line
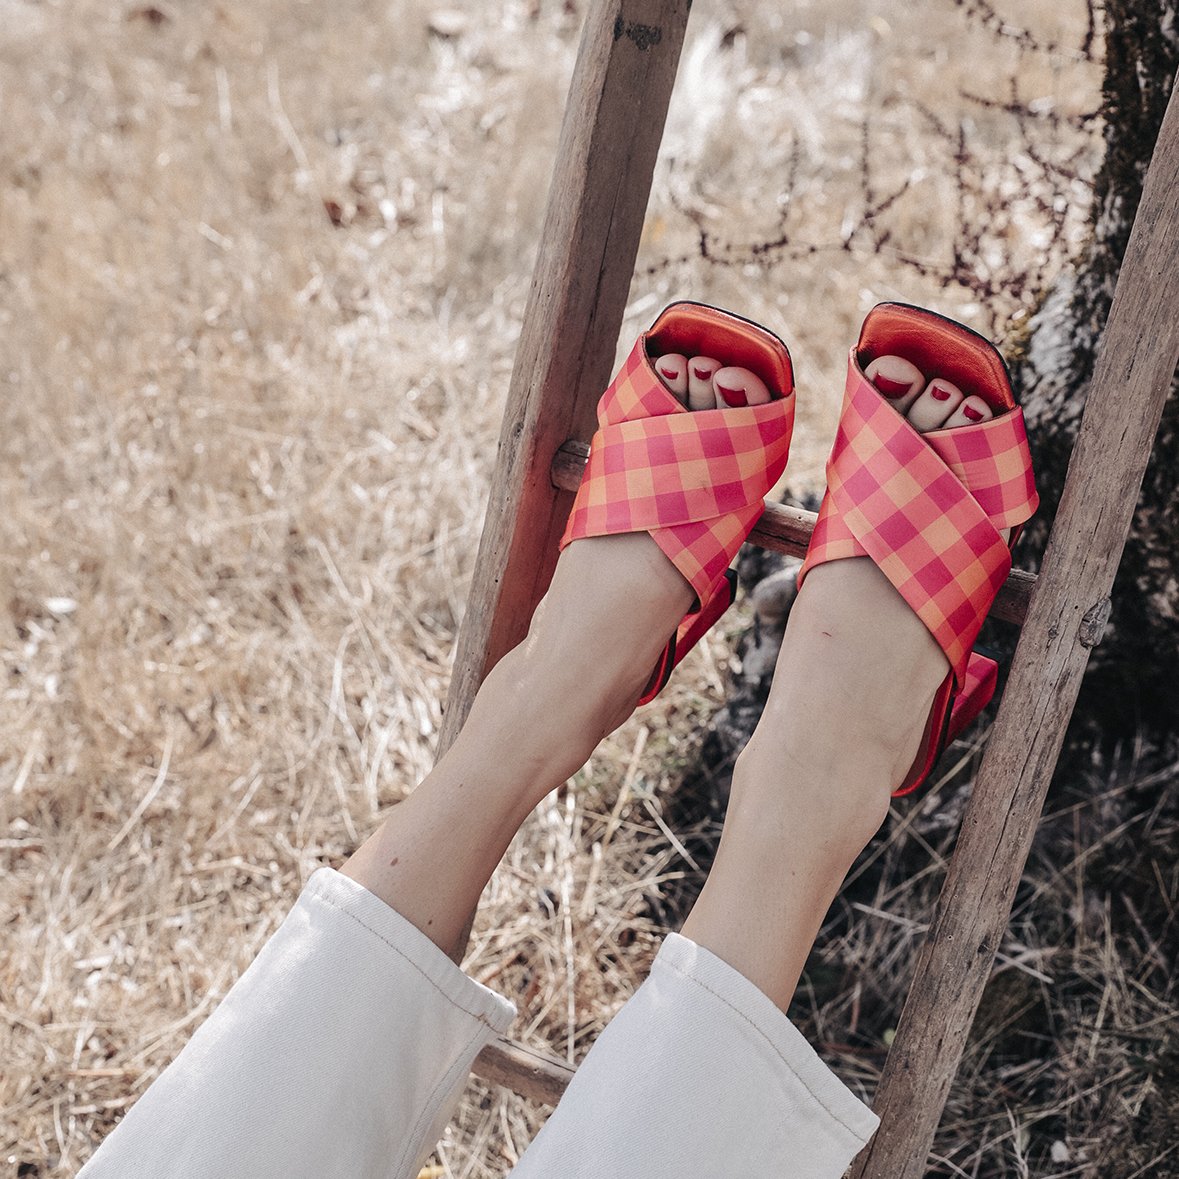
top-left (716, 384), bottom-right (746, 407)
top-left (692, 366), bottom-right (713, 380)
top-left (930, 386), bottom-right (952, 401)
top-left (874, 375), bottom-right (913, 399)
top-left (962, 404), bottom-right (984, 421)
top-left (659, 366), bottom-right (678, 379)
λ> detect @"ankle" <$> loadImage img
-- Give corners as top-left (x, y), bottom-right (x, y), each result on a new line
top-left (732, 730), bottom-right (892, 855)
top-left (678, 737), bottom-right (890, 1015)
top-left (753, 559), bottom-right (950, 790)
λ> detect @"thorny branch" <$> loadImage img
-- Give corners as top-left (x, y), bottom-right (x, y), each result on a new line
top-left (643, 2), bottom-right (1103, 336)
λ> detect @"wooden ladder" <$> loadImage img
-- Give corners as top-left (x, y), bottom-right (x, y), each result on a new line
top-left (438, 2), bottom-right (1179, 1169)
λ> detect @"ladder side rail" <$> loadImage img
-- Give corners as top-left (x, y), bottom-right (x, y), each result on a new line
top-left (437, 0), bottom-right (692, 761)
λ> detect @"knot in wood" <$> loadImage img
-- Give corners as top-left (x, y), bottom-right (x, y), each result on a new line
top-left (1078, 597), bottom-right (1112, 648)
top-left (613, 18), bottom-right (663, 51)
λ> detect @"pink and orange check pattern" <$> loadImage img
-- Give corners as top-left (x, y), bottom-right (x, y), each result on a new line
top-left (561, 334), bottom-right (795, 600)
top-left (800, 351), bottom-right (1038, 689)
top-left (560, 331), bottom-right (795, 697)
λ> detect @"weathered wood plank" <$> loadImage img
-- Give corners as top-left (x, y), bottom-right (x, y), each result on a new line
top-left (472, 1037), bottom-right (575, 1108)
top-left (437, 0), bottom-right (692, 761)
top-left (551, 440), bottom-right (1037, 624)
top-left (851, 74), bottom-right (1179, 1179)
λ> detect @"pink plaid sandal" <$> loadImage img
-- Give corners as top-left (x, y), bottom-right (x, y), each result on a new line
top-left (560, 301), bottom-right (796, 705)
top-left (799, 303), bottom-right (1039, 796)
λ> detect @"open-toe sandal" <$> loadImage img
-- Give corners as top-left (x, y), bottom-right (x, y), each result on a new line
top-left (799, 302), bottom-right (1039, 795)
top-left (561, 301), bottom-right (796, 704)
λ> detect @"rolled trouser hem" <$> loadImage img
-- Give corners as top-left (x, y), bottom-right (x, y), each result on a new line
top-left (303, 868), bottom-right (515, 1032)
top-left (80, 868), bottom-right (515, 1179)
top-left (511, 931), bottom-right (878, 1178)
top-left (657, 932), bottom-right (879, 1149)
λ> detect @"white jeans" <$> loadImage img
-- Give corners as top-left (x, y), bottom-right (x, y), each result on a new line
top-left (78, 869), bottom-right (878, 1178)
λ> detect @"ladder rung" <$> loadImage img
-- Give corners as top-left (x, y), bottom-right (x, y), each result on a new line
top-left (552, 440), bottom-right (1036, 626)
top-left (473, 1036), bottom-right (574, 1106)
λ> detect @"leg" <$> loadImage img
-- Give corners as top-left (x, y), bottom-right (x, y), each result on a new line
top-left (339, 331), bottom-right (779, 959)
top-left (682, 342), bottom-right (1011, 1008)
top-left (680, 558), bottom-right (944, 1010)
top-left (339, 532), bottom-right (695, 958)
top-left (510, 335), bottom-right (1026, 1177)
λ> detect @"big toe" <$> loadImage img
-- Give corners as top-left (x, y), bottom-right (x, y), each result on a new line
top-left (865, 355), bottom-right (925, 412)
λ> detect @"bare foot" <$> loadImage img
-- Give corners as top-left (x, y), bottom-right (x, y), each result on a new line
top-left (653, 350), bottom-right (772, 410)
top-left (750, 346), bottom-right (1010, 805)
top-left (864, 353), bottom-right (993, 430)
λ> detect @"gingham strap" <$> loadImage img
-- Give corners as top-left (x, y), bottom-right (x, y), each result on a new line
top-left (560, 336), bottom-right (795, 602)
top-left (799, 351), bottom-right (1038, 688)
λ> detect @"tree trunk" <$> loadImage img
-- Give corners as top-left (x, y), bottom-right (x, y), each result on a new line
top-left (1013, 0), bottom-right (1179, 748)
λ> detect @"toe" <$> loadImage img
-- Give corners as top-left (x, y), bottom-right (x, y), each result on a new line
top-left (688, 356), bottom-right (722, 411)
top-left (906, 377), bottom-right (964, 433)
top-left (655, 353), bottom-right (688, 403)
top-left (866, 355), bottom-right (925, 412)
top-left (939, 394), bottom-right (993, 429)
top-left (713, 365), bottom-right (771, 408)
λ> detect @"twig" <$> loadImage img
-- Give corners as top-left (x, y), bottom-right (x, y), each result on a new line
top-left (107, 730), bottom-right (175, 853)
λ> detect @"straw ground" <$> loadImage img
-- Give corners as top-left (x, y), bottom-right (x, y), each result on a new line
top-left (6, 1), bottom-right (1162, 1176)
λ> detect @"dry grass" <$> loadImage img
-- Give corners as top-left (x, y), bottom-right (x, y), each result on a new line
top-left (2, 0), bottom-right (1153, 1175)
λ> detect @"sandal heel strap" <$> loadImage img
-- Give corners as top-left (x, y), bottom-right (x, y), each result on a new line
top-left (947, 653), bottom-right (999, 741)
top-left (638, 569), bottom-right (737, 704)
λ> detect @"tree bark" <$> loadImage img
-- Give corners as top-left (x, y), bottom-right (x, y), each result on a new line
top-left (1013, 0), bottom-right (1179, 746)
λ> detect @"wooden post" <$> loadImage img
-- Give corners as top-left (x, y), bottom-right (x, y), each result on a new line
top-left (852, 74), bottom-right (1179, 1179)
top-left (436, 0), bottom-right (692, 759)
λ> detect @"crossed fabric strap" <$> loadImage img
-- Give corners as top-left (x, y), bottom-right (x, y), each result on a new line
top-left (561, 335), bottom-right (795, 697)
top-left (800, 352), bottom-right (1039, 690)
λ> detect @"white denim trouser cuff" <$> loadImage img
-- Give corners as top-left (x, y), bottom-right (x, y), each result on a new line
top-left (510, 932), bottom-right (879, 1177)
top-left (79, 870), bottom-right (878, 1179)
top-left (78, 868), bottom-right (515, 1179)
